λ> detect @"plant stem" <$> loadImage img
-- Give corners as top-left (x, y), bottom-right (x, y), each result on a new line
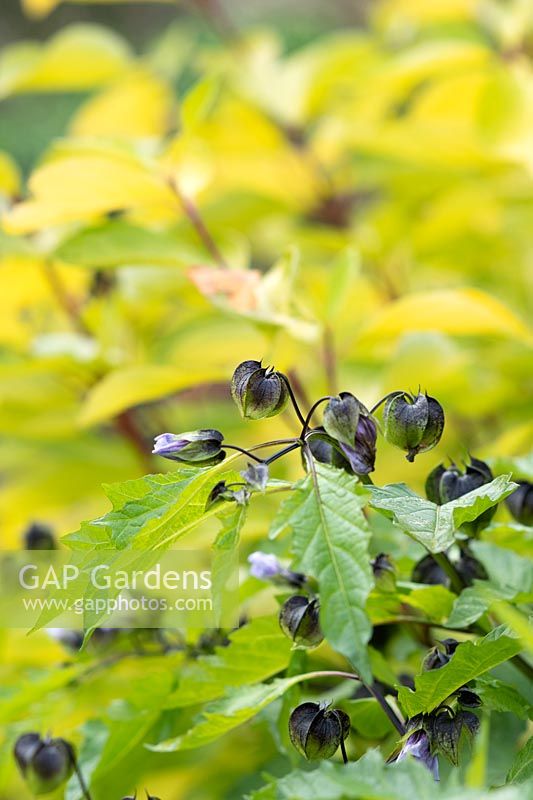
top-left (301, 669), bottom-right (405, 735)
top-left (432, 552), bottom-right (464, 594)
top-left (115, 409), bottom-right (153, 472)
top-left (369, 391), bottom-right (405, 415)
top-left (223, 444), bottom-right (266, 464)
top-left (301, 396), bottom-right (331, 437)
top-left (264, 442), bottom-right (301, 465)
top-left (42, 260), bottom-right (89, 335)
top-left (68, 749), bottom-right (93, 800)
top-left (168, 178), bottom-right (228, 268)
top-left (340, 737), bottom-right (349, 764)
top-left (365, 683), bottom-right (405, 735)
top-left (323, 326), bottom-right (338, 395)
top-left (280, 374), bottom-right (307, 427)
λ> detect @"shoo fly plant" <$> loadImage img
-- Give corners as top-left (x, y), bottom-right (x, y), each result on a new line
top-left (12, 358), bottom-right (532, 798)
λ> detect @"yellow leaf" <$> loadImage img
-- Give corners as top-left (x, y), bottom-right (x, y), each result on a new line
top-left (0, 256), bottom-right (88, 347)
top-left (0, 24), bottom-right (131, 96)
top-left (3, 143), bottom-right (176, 234)
top-left (0, 151), bottom-right (21, 198)
top-left (79, 365), bottom-right (220, 427)
top-left (163, 92), bottom-right (319, 208)
top-left (358, 288), bottom-right (533, 345)
top-left (375, 0), bottom-right (477, 29)
top-left (70, 68), bottom-right (175, 139)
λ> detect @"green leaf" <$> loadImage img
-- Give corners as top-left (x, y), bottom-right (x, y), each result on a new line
top-left (272, 462), bottom-right (373, 681)
top-left (507, 737), bottom-right (533, 784)
top-left (476, 678), bottom-right (533, 720)
top-left (163, 616), bottom-right (292, 709)
top-left (55, 219), bottom-right (200, 268)
top-left (149, 675), bottom-right (307, 753)
top-left (398, 628), bottom-right (523, 717)
top-left (446, 583), bottom-right (510, 629)
top-left (246, 749), bottom-right (435, 800)
top-left (341, 699), bottom-right (394, 739)
top-left (64, 461), bottom-right (240, 551)
top-left (447, 541), bottom-right (533, 628)
top-left (368, 475), bottom-right (517, 552)
top-left (211, 504), bottom-right (246, 627)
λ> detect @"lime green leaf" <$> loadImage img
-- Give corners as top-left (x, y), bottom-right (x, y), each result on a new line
top-left (368, 475), bottom-right (517, 552)
top-left (272, 462), bottom-right (373, 681)
top-left (0, 24), bottom-right (131, 97)
top-left (150, 675), bottom-right (307, 753)
top-left (164, 616), bottom-right (291, 709)
top-left (398, 629), bottom-right (523, 717)
top-left (507, 737), bottom-right (533, 784)
top-left (55, 220), bottom-right (200, 269)
top-left (64, 461), bottom-right (240, 551)
top-left (78, 365), bottom-right (222, 426)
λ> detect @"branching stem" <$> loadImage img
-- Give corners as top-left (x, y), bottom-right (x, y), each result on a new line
top-left (68, 749), bottom-right (93, 800)
top-left (280, 374), bottom-right (307, 427)
top-left (369, 391), bottom-right (405, 415)
top-left (301, 669), bottom-right (405, 735)
top-left (168, 177), bottom-right (227, 268)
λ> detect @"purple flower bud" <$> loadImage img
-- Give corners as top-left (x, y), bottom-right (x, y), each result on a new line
top-left (152, 430), bottom-right (225, 464)
top-left (248, 551), bottom-right (283, 580)
top-left (395, 730), bottom-right (439, 781)
top-left (339, 413), bottom-right (377, 474)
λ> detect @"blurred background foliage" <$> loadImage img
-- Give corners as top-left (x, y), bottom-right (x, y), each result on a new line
top-left (0, 0), bottom-right (532, 797)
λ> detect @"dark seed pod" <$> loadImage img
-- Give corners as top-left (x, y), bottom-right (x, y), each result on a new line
top-left (279, 596), bottom-right (323, 648)
top-left (383, 392), bottom-right (444, 462)
top-left (455, 549), bottom-right (488, 586)
top-left (289, 702), bottom-right (350, 760)
top-left (152, 430), bottom-right (225, 465)
top-left (323, 392), bottom-right (361, 448)
top-left (304, 428), bottom-right (352, 472)
top-left (206, 480), bottom-right (250, 510)
top-left (23, 522), bottom-right (56, 550)
top-left (506, 481), bottom-right (533, 526)
top-left (16, 736), bottom-right (74, 796)
top-left (456, 709), bottom-right (480, 737)
top-left (231, 360), bottom-right (288, 420)
top-left (371, 553), bottom-right (396, 592)
top-left (431, 709), bottom-right (461, 766)
top-left (456, 688), bottom-right (482, 708)
top-left (14, 733), bottom-right (42, 773)
top-left (426, 457), bottom-right (495, 533)
top-left (422, 646), bottom-right (449, 672)
top-left (422, 639), bottom-right (458, 671)
top-left (411, 554), bottom-right (448, 587)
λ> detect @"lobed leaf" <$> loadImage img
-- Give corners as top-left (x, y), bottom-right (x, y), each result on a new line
top-left (368, 475), bottom-right (517, 552)
top-left (272, 462), bottom-right (373, 681)
top-left (398, 628), bottom-right (523, 717)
